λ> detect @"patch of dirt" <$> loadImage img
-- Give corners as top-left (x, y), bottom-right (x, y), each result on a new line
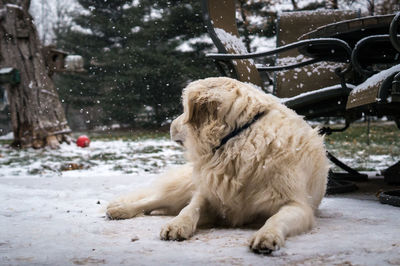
top-left (71, 257), bottom-right (106, 265)
top-left (60, 163), bottom-right (85, 171)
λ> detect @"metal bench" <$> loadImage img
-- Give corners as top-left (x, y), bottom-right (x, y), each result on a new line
top-left (201, 0), bottom-right (400, 193)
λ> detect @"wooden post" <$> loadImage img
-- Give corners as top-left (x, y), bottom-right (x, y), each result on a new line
top-left (0, 0), bottom-right (71, 148)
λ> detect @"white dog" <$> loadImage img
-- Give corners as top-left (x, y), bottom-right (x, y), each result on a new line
top-left (107, 77), bottom-right (329, 254)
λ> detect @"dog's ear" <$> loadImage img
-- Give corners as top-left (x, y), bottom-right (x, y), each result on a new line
top-left (183, 90), bottom-right (221, 128)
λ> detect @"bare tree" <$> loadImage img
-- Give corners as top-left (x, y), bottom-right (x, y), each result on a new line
top-left (39, 0), bottom-right (50, 43)
top-left (290, 0), bottom-right (298, 10)
top-left (326, 0), bottom-right (339, 9)
top-left (52, 0), bottom-right (72, 44)
top-left (0, 0), bottom-right (71, 148)
top-left (375, 0), bottom-right (399, 15)
top-left (29, 0), bottom-right (51, 44)
top-left (238, 0), bottom-right (252, 52)
top-left (366, 0), bottom-right (375, 15)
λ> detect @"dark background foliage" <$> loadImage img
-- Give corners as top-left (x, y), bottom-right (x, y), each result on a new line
top-left (54, 0), bottom-right (219, 129)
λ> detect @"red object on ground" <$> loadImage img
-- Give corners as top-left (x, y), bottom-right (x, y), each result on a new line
top-left (76, 135), bottom-right (90, 148)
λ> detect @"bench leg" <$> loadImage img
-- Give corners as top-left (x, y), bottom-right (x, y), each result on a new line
top-left (325, 151), bottom-right (371, 194)
top-left (382, 161), bottom-right (400, 185)
top-left (327, 151), bottom-right (369, 181)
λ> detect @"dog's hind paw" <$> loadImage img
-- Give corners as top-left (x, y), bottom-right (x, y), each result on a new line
top-left (249, 229), bottom-right (284, 255)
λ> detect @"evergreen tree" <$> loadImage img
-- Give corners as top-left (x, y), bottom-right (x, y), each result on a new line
top-left (55, 0), bottom-right (217, 128)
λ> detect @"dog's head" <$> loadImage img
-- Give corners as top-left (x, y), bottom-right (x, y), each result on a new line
top-left (170, 77), bottom-right (271, 158)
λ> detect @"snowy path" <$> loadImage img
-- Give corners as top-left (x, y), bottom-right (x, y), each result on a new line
top-left (1, 170), bottom-right (399, 265)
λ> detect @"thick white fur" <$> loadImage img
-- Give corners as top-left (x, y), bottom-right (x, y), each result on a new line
top-left (107, 77), bottom-right (330, 254)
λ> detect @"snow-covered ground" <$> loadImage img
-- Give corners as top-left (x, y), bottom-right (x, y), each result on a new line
top-left (0, 138), bottom-right (399, 265)
top-left (0, 138), bottom-right (185, 178)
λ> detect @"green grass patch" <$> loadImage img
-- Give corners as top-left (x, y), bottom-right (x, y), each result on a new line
top-left (0, 122), bottom-right (398, 175)
top-left (0, 139), bottom-right (12, 145)
top-left (79, 129), bottom-right (170, 141)
top-left (325, 122), bottom-right (400, 171)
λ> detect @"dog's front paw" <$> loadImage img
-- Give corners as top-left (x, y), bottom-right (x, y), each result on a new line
top-left (249, 228), bottom-right (284, 255)
top-left (160, 219), bottom-right (194, 241)
top-left (106, 203), bottom-right (137, 220)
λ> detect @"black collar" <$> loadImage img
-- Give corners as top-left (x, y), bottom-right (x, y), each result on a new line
top-left (214, 112), bottom-right (265, 152)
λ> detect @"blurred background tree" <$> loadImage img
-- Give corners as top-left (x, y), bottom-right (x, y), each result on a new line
top-left (54, 0), bottom-right (218, 128)
top-left (1, 0), bottom-right (398, 133)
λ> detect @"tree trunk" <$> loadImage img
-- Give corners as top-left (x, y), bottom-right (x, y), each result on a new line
top-left (325, 0), bottom-right (338, 9)
top-left (238, 0), bottom-right (251, 53)
top-left (290, 0), bottom-right (298, 10)
top-left (0, 0), bottom-right (71, 148)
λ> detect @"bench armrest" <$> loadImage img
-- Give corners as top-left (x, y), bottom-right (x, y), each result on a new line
top-left (206, 38), bottom-right (352, 68)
